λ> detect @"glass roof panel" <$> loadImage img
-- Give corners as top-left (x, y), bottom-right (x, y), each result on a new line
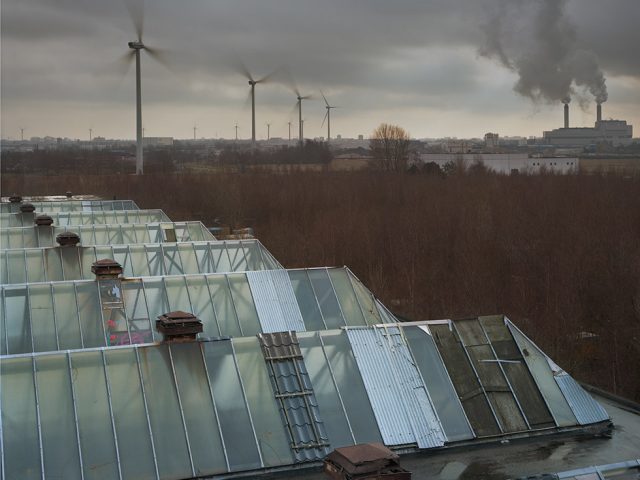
top-left (0, 199), bottom-right (139, 214)
top-left (0, 209), bottom-right (169, 228)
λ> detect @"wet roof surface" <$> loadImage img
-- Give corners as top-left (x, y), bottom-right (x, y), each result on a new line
top-left (297, 395), bottom-right (640, 480)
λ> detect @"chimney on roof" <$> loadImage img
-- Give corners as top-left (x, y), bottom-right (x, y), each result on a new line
top-left (35, 214), bottom-right (54, 226)
top-left (597, 103), bottom-right (602, 123)
top-left (56, 231), bottom-right (81, 247)
top-left (91, 259), bottom-right (123, 279)
top-left (19, 203), bottom-right (36, 213)
top-left (563, 103), bottom-right (569, 128)
top-left (65, 191), bottom-right (73, 198)
top-left (8, 195), bottom-right (22, 203)
top-left (156, 311), bottom-right (203, 343)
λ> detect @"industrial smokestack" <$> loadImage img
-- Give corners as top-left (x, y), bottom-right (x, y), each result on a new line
top-left (564, 103), bottom-right (569, 128)
top-left (597, 103), bottom-right (602, 123)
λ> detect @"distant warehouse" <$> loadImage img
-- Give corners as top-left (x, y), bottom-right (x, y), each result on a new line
top-left (416, 153), bottom-right (578, 175)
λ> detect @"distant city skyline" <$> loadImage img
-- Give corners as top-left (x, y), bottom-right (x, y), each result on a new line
top-left (2, 0), bottom-right (639, 141)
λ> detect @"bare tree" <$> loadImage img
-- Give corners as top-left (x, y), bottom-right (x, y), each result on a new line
top-left (369, 123), bottom-right (411, 172)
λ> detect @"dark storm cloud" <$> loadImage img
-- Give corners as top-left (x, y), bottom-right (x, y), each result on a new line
top-left (1, 0), bottom-right (638, 138)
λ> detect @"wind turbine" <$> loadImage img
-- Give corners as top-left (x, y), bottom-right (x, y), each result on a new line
top-left (121, 1), bottom-right (169, 174)
top-left (294, 88), bottom-right (312, 145)
top-left (321, 91), bottom-right (338, 142)
top-left (236, 63), bottom-right (276, 147)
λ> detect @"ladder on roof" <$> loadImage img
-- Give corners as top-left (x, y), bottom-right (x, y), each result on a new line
top-left (258, 331), bottom-right (330, 459)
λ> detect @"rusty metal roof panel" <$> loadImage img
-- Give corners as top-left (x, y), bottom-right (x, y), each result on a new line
top-left (555, 373), bottom-right (610, 425)
top-left (247, 270), bottom-right (306, 334)
top-left (346, 327), bottom-right (446, 448)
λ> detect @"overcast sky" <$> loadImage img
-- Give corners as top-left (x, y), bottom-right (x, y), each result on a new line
top-left (1, 0), bottom-right (639, 140)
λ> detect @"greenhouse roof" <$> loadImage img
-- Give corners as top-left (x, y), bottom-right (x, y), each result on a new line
top-left (1, 209), bottom-right (170, 228)
top-left (0, 239), bottom-right (282, 284)
top-left (0, 317), bottom-right (613, 480)
top-left (0, 267), bottom-right (392, 355)
top-left (0, 199), bottom-right (139, 213)
top-left (0, 221), bottom-right (215, 248)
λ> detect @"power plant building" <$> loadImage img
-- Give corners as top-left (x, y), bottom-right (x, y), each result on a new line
top-left (543, 103), bottom-right (633, 146)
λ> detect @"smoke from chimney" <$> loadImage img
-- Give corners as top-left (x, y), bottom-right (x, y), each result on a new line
top-left (479, 0), bottom-right (608, 106)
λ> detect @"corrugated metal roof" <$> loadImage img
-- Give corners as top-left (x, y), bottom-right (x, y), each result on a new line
top-left (346, 327), bottom-right (446, 448)
top-left (555, 374), bottom-right (610, 425)
top-left (248, 270), bottom-right (306, 333)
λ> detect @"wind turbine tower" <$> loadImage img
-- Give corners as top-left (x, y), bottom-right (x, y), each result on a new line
top-left (321, 91), bottom-right (338, 142)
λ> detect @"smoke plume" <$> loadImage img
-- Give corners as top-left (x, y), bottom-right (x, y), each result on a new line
top-left (479, 0), bottom-right (608, 104)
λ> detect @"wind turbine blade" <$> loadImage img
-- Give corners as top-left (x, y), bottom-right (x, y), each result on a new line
top-left (231, 59), bottom-right (253, 81)
top-left (144, 46), bottom-right (173, 70)
top-left (96, 50), bottom-right (135, 83)
top-left (301, 94), bottom-right (313, 100)
top-left (124, 0), bottom-right (144, 40)
top-left (257, 66), bottom-right (284, 84)
top-left (321, 110), bottom-right (328, 128)
top-left (320, 90), bottom-right (329, 107)
top-left (243, 89), bottom-right (253, 110)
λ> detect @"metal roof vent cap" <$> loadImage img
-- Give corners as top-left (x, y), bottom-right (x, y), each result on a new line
top-left (35, 214), bottom-right (54, 226)
top-left (8, 195), bottom-right (22, 203)
top-left (65, 191), bottom-right (73, 198)
top-left (156, 311), bottom-right (203, 343)
top-left (91, 259), bottom-right (123, 279)
top-left (56, 231), bottom-right (81, 247)
top-left (19, 203), bottom-right (36, 213)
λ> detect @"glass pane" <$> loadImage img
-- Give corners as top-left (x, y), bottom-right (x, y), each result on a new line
top-left (43, 249), bottom-right (63, 282)
top-left (171, 343), bottom-right (227, 476)
top-left (163, 245), bottom-right (184, 275)
top-left (122, 281), bottom-right (153, 344)
top-left (53, 283), bottom-right (83, 350)
top-left (0, 289), bottom-right (6, 354)
top-left (36, 354), bottom-right (82, 480)
top-left (141, 279), bottom-right (170, 341)
top-left (178, 244), bottom-right (198, 274)
top-left (184, 275), bottom-right (219, 337)
top-left (228, 274), bottom-right (261, 336)
top-left (211, 243), bottom-right (232, 273)
top-left (25, 249), bottom-right (45, 283)
top-left (207, 275), bottom-right (241, 337)
top-left (320, 331), bottom-right (382, 444)
top-left (80, 247), bottom-right (97, 280)
top-left (130, 245), bottom-right (151, 277)
top-left (1, 357), bottom-right (41, 480)
top-left (298, 333), bottom-right (354, 448)
top-left (60, 247), bottom-right (82, 280)
top-left (76, 282), bottom-right (104, 348)
top-left (308, 269), bottom-right (345, 329)
top-left (288, 270), bottom-right (325, 331)
top-left (404, 326), bottom-right (474, 441)
top-left (146, 246), bottom-right (164, 276)
top-left (104, 348), bottom-right (156, 480)
top-left (203, 340), bottom-right (261, 471)
top-left (329, 269), bottom-right (366, 326)
top-left (5, 285), bottom-right (31, 353)
top-left (233, 337), bottom-right (293, 466)
top-left (241, 242), bottom-right (259, 270)
top-left (70, 351), bottom-right (119, 480)
top-left (194, 243), bottom-right (214, 273)
top-left (227, 244), bottom-right (245, 271)
top-left (509, 325), bottom-right (578, 426)
top-left (349, 271), bottom-right (383, 325)
top-left (8, 250), bottom-right (27, 283)
top-left (112, 246), bottom-right (132, 277)
top-left (29, 284), bottom-right (57, 353)
top-left (138, 345), bottom-right (191, 479)
top-left (164, 276), bottom-right (193, 313)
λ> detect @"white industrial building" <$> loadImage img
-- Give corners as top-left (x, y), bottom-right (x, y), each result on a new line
top-left (543, 103), bottom-right (633, 146)
top-left (416, 153), bottom-right (578, 174)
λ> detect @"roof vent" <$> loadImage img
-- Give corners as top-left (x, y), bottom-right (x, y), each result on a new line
top-left (35, 214), bottom-right (54, 226)
top-left (8, 195), bottom-right (22, 203)
top-left (56, 231), bottom-right (81, 247)
top-left (91, 259), bottom-right (123, 279)
top-left (19, 203), bottom-right (36, 213)
top-left (323, 443), bottom-right (410, 479)
top-left (66, 191), bottom-right (73, 198)
top-left (156, 311), bottom-right (203, 343)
